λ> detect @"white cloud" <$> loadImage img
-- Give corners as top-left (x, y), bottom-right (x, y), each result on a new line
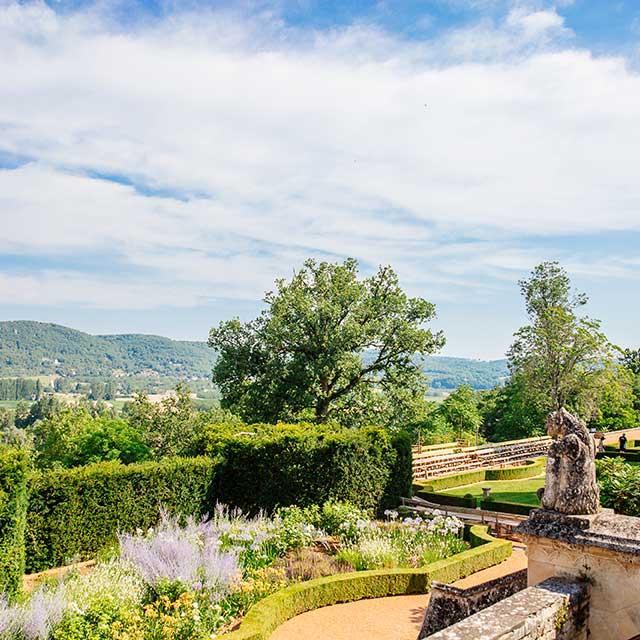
top-left (1, 1), bottom-right (640, 311)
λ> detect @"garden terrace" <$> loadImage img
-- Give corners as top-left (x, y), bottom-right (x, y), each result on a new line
top-left (412, 437), bottom-right (551, 481)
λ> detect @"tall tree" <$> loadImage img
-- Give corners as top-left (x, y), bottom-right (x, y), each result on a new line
top-left (507, 262), bottom-right (613, 417)
top-left (438, 384), bottom-right (482, 442)
top-left (209, 258), bottom-right (444, 424)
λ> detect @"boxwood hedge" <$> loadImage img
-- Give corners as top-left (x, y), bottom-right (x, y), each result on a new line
top-left (202, 424), bottom-right (412, 515)
top-left (23, 424), bottom-right (412, 573)
top-left (0, 446), bottom-right (29, 600)
top-left (26, 456), bottom-right (218, 573)
top-left (220, 525), bottom-right (511, 640)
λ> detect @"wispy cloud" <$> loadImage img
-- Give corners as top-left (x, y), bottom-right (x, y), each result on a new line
top-left (1, 0), bottom-right (640, 319)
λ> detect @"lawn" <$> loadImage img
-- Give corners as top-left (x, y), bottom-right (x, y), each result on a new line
top-left (441, 475), bottom-right (545, 506)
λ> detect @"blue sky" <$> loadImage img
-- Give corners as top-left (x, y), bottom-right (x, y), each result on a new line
top-left (1, 0), bottom-right (639, 359)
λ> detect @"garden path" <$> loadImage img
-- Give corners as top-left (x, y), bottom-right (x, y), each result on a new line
top-left (269, 543), bottom-right (528, 640)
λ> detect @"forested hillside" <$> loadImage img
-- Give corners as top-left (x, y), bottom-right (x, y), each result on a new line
top-left (422, 356), bottom-right (508, 389)
top-left (0, 321), bottom-right (215, 378)
top-left (0, 321), bottom-right (508, 389)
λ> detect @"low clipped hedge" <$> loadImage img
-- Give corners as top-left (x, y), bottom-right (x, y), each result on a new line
top-left (599, 449), bottom-right (640, 463)
top-left (414, 459), bottom-right (545, 495)
top-left (26, 457), bottom-right (218, 573)
top-left (220, 525), bottom-right (511, 640)
top-left (0, 447), bottom-right (29, 600)
top-left (203, 425), bottom-right (411, 515)
top-left (480, 500), bottom-right (535, 516)
top-left (485, 458), bottom-right (546, 481)
top-left (415, 490), bottom-right (478, 509)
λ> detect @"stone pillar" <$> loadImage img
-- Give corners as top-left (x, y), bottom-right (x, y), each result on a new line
top-left (518, 508), bottom-right (640, 640)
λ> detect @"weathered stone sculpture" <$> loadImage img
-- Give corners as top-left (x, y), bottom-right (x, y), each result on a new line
top-left (541, 408), bottom-right (600, 515)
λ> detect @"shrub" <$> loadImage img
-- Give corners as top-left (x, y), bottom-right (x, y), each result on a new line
top-left (485, 459), bottom-right (546, 481)
top-left (0, 446), bottom-right (29, 600)
top-left (26, 457), bottom-right (218, 573)
top-left (479, 500), bottom-right (535, 516)
top-left (597, 457), bottom-right (640, 517)
top-left (415, 490), bottom-right (477, 509)
top-left (199, 424), bottom-right (410, 515)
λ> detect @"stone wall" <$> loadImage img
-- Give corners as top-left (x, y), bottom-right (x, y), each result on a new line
top-left (426, 577), bottom-right (589, 640)
top-left (419, 569), bottom-right (528, 637)
top-left (518, 509), bottom-right (640, 639)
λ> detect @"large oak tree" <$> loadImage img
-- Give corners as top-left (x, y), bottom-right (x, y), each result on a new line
top-left (208, 258), bottom-right (444, 424)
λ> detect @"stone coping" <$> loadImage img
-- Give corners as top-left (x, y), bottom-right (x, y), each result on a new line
top-left (517, 508), bottom-right (640, 557)
top-left (429, 568), bottom-right (527, 598)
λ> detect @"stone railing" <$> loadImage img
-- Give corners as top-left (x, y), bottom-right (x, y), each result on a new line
top-left (427, 577), bottom-right (590, 640)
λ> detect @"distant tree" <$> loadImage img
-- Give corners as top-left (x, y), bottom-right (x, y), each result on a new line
top-left (589, 366), bottom-right (638, 431)
top-left (209, 258), bottom-right (444, 425)
top-left (438, 385), bottom-right (482, 443)
top-left (126, 384), bottom-right (198, 457)
top-left (0, 407), bottom-right (12, 431)
top-left (30, 407), bottom-right (150, 469)
top-left (479, 375), bottom-right (547, 442)
top-left (14, 396), bottom-right (61, 429)
top-left (622, 348), bottom-right (640, 375)
top-left (508, 262), bottom-right (614, 418)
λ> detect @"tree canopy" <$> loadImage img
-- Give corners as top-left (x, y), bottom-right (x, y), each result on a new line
top-left (507, 261), bottom-right (614, 418)
top-left (209, 258), bottom-right (444, 424)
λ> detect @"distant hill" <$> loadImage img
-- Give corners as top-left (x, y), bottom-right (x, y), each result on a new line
top-left (0, 321), bottom-right (215, 378)
top-left (0, 321), bottom-right (509, 389)
top-left (421, 356), bottom-right (508, 390)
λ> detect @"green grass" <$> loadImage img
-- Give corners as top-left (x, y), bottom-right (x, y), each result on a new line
top-left (0, 400), bottom-right (20, 410)
top-left (441, 475), bottom-right (545, 506)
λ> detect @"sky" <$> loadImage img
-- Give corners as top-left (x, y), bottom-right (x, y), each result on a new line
top-left (1, 0), bottom-right (639, 359)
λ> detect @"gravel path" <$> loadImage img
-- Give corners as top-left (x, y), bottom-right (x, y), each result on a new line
top-left (270, 544), bottom-right (528, 640)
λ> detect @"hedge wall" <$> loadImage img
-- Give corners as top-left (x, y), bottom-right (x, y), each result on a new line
top-left (480, 499), bottom-right (535, 516)
top-left (485, 458), bottom-right (546, 481)
top-left (0, 447), bottom-right (29, 600)
top-left (598, 449), bottom-right (640, 463)
top-left (415, 490), bottom-right (478, 509)
top-left (24, 424), bottom-right (412, 573)
top-left (205, 425), bottom-right (411, 515)
top-left (26, 456), bottom-right (218, 573)
top-left (220, 525), bottom-right (511, 640)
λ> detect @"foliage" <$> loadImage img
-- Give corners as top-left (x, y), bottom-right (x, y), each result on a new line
top-left (192, 423), bottom-right (412, 516)
top-left (25, 457), bottom-right (218, 573)
top-left (0, 447), bottom-right (29, 600)
top-left (507, 262), bottom-right (614, 418)
top-left (438, 385), bottom-right (482, 443)
top-left (209, 258), bottom-right (444, 424)
top-left (0, 321), bottom-right (216, 379)
top-left (478, 374), bottom-right (547, 441)
top-left (30, 408), bottom-right (151, 470)
top-left (25, 422), bottom-right (411, 572)
top-left (597, 457), bottom-right (640, 517)
top-left (0, 378), bottom-right (43, 402)
top-left (335, 510), bottom-right (466, 570)
top-left (124, 386), bottom-right (201, 459)
top-left (421, 357), bottom-right (508, 390)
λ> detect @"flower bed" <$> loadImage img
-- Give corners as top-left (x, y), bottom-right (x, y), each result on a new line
top-left (0, 502), bottom-right (488, 640)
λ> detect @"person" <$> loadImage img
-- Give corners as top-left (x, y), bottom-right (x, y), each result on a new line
top-left (597, 436), bottom-right (605, 453)
top-left (619, 433), bottom-right (628, 452)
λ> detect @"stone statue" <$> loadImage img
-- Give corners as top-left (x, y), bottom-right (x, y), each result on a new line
top-left (541, 408), bottom-right (600, 515)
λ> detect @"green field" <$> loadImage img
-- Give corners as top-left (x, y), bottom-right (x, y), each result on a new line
top-left (0, 400), bottom-right (21, 410)
top-left (442, 475), bottom-right (545, 506)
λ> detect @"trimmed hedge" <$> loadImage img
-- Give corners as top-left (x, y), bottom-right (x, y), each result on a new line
top-left (0, 447), bottom-right (29, 600)
top-left (485, 458), bottom-right (546, 481)
top-left (415, 490), bottom-right (478, 509)
top-left (24, 424), bottom-right (413, 573)
top-left (598, 450), bottom-right (640, 463)
top-left (220, 525), bottom-right (511, 640)
top-left (26, 457), bottom-right (218, 573)
top-left (414, 459), bottom-right (545, 495)
top-left (480, 500), bottom-right (535, 516)
top-left (206, 425), bottom-right (411, 515)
